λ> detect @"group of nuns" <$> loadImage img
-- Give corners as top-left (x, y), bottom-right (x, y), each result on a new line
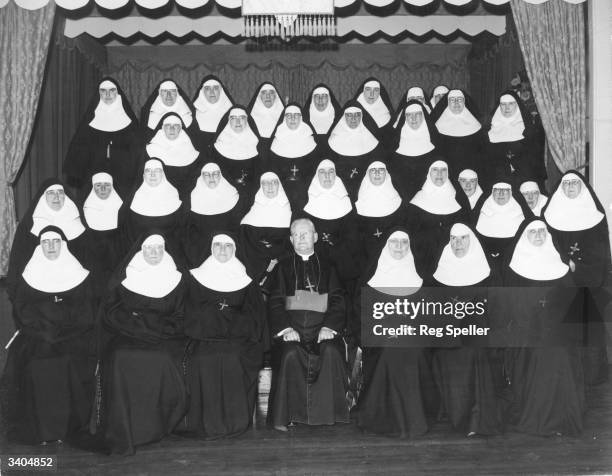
top-left (2, 74), bottom-right (610, 454)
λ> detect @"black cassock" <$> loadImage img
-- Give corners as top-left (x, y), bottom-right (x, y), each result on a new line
top-left (183, 277), bottom-right (265, 437)
top-left (1, 276), bottom-right (96, 444)
top-left (101, 279), bottom-right (188, 455)
top-left (499, 269), bottom-right (585, 436)
top-left (267, 253), bottom-right (349, 427)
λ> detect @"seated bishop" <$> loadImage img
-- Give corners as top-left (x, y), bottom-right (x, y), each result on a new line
top-left (267, 218), bottom-right (350, 431)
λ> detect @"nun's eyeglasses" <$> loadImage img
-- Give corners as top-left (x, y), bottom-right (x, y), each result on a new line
top-left (369, 168), bottom-right (386, 175)
top-left (229, 115), bottom-right (247, 122)
top-left (284, 113), bottom-right (301, 120)
top-left (160, 89), bottom-right (177, 94)
top-left (406, 112), bottom-right (423, 120)
top-left (562, 179), bottom-right (581, 186)
top-left (313, 94), bottom-right (328, 101)
top-left (526, 228), bottom-right (547, 237)
top-left (459, 178), bottom-right (477, 185)
top-left (144, 167), bottom-right (163, 175)
top-left (45, 190), bottom-right (65, 198)
top-left (99, 88), bottom-right (117, 95)
top-left (388, 238), bottom-right (410, 247)
top-left (163, 123), bottom-right (182, 131)
top-left (492, 188), bottom-right (511, 195)
top-left (203, 85), bottom-right (220, 93)
top-left (344, 112), bottom-right (361, 120)
top-left (142, 244), bottom-right (164, 254)
top-left (449, 97), bottom-right (465, 105)
top-left (203, 171), bottom-right (221, 179)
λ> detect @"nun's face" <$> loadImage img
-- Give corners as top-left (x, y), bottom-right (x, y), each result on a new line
top-left (448, 96), bottom-right (465, 115)
top-left (459, 177), bottom-right (477, 197)
top-left (500, 99), bottom-right (518, 118)
top-left (202, 169), bottom-right (221, 188)
top-left (526, 226), bottom-right (547, 247)
top-left (318, 167), bottom-right (336, 189)
top-left (142, 243), bottom-right (164, 265)
top-left (93, 182), bottom-right (112, 200)
top-left (41, 237), bottom-right (62, 261)
top-left (561, 178), bottom-right (582, 199)
top-left (99, 85), bottom-right (118, 105)
top-left (344, 111), bottom-right (362, 129)
top-left (290, 221), bottom-right (317, 255)
top-left (144, 166), bottom-right (163, 187)
top-left (229, 114), bottom-right (248, 133)
top-left (406, 111), bottom-right (424, 130)
top-left (313, 93), bottom-right (329, 112)
top-left (212, 241), bottom-right (235, 263)
top-left (363, 85), bottom-right (380, 104)
top-left (162, 122), bottom-right (182, 140)
top-left (159, 87), bottom-right (178, 107)
top-left (261, 178), bottom-right (280, 198)
top-left (260, 89), bottom-right (276, 108)
top-left (284, 111), bottom-right (302, 130)
top-left (429, 166), bottom-right (448, 187)
top-left (521, 190), bottom-right (540, 209)
top-left (203, 84), bottom-right (221, 104)
top-left (45, 188), bottom-right (65, 211)
top-left (492, 187), bottom-right (511, 205)
top-left (387, 236), bottom-right (410, 260)
top-left (450, 233), bottom-right (470, 258)
top-left (368, 166), bottom-right (386, 186)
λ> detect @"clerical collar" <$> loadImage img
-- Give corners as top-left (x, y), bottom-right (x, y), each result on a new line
top-left (297, 251), bottom-right (314, 261)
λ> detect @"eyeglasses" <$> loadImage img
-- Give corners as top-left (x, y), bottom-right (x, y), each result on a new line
top-left (203, 171), bottom-right (221, 180)
top-left (562, 179), bottom-right (581, 187)
top-left (284, 113), bottom-right (301, 120)
top-left (45, 190), bottom-right (65, 198)
top-left (449, 97), bottom-right (465, 105)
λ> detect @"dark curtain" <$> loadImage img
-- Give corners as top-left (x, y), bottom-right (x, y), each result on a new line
top-left (13, 27), bottom-right (106, 220)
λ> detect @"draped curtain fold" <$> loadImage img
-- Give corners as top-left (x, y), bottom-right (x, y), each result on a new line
top-left (511, 0), bottom-right (586, 174)
top-left (0, 2), bottom-right (56, 277)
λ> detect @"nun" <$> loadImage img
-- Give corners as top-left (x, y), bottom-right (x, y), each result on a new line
top-left (208, 106), bottom-right (262, 198)
top-left (431, 89), bottom-right (485, 177)
top-left (302, 159), bottom-right (361, 291)
top-left (388, 100), bottom-right (442, 201)
top-left (64, 77), bottom-right (141, 200)
top-left (120, 159), bottom-right (184, 251)
top-left (239, 172), bottom-right (292, 284)
top-left (81, 170), bottom-right (124, 298)
top-left (355, 228), bottom-right (438, 438)
top-left (192, 75), bottom-right (234, 150)
top-left (265, 103), bottom-right (320, 209)
top-left (393, 86), bottom-right (432, 127)
top-left (430, 85), bottom-right (449, 109)
top-left (182, 163), bottom-right (245, 268)
top-left (543, 171), bottom-right (611, 384)
top-left (184, 233), bottom-right (265, 438)
top-left (7, 180), bottom-right (88, 299)
top-left (140, 79), bottom-right (194, 141)
top-left (101, 233), bottom-right (187, 455)
top-left (1, 227), bottom-right (96, 445)
top-left (485, 91), bottom-right (546, 190)
top-left (501, 218), bottom-right (585, 436)
top-left (144, 112), bottom-right (202, 199)
top-left (457, 169), bottom-right (484, 213)
top-left (354, 78), bottom-right (394, 140)
top-left (303, 83), bottom-right (341, 143)
top-left (354, 161), bottom-right (405, 267)
top-left (407, 160), bottom-right (470, 276)
top-left (519, 180), bottom-right (548, 217)
top-left (247, 82), bottom-right (285, 146)
top-left (327, 101), bottom-right (383, 200)
top-left (474, 182), bottom-right (528, 267)
top-left (429, 223), bottom-right (501, 436)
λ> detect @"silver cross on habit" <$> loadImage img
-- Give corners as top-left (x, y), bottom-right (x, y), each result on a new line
top-left (569, 242), bottom-right (580, 255)
top-left (54, 295), bottom-right (63, 303)
top-left (322, 233), bottom-right (334, 246)
top-left (373, 228), bottom-right (382, 238)
top-left (539, 297), bottom-right (547, 308)
top-left (237, 170), bottom-right (248, 185)
top-left (305, 276), bottom-right (316, 293)
top-left (260, 239), bottom-right (272, 248)
top-left (289, 164), bottom-right (299, 180)
top-left (350, 168), bottom-right (359, 179)
top-left (218, 299), bottom-right (229, 311)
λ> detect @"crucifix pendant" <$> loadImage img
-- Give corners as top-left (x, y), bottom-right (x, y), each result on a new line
top-left (218, 299), bottom-right (228, 311)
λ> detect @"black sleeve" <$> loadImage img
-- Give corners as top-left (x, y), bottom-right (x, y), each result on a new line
top-left (323, 265), bottom-right (346, 333)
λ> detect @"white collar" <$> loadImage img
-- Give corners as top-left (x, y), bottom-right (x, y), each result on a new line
top-left (488, 102), bottom-right (525, 143)
top-left (308, 88), bottom-right (335, 134)
top-left (190, 253), bottom-right (252, 292)
top-left (355, 163), bottom-right (402, 217)
top-left (214, 119), bottom-right (259, 161)
top-left (544, 175), bottom-right (605, 231)
top-left (190, 169), bottom-right (239, 215)
top-left (146, 128), bottom-right (199, 167)
top-left (476, 194), bottom-right (524, 238)
top-left (249, 85), bottom-right (284, 138)
top-left (30, 189), bottom-right (86, 240)
top-left (410, 164), bottom-right (461, 215)
top-left (357, 94), bottom-right (390, 128)
top-left (147, 94), bottom-right (193, 129)
top-left (89, 95), bottom-right (132, 132)
top-left (328, 115), bottom-right (378, 156)
top-left (130, 176), bottom-right (182, 217)
top-left (396, 118), bottom-right (435, 157)
top-left (270, 118), bottom-right (317, 158)
top-left (304, 162), bottom-right (353, 220)
top-left (436, 106), bottom-right (481, 137)
top-left (83, 185), bottom-right (123, 231)
top-left (240, 173), bottom-right (292, 228)
top-left (122, 248), bottom-right (182, 298)
top-left (193, 84), bottom-right (233, 132)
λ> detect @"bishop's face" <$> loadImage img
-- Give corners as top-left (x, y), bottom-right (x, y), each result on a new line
top-left (448, 96), bottom-right (465, 115)
top-left (317, 167), bottom-right (336, 189)
top-left (368, 166), bottom-right (386, 186)
top-left (492, 187), bottom-right (511, 206)
top-left (387, 236), bottom-right (410, 260)
top-left (500, 99), bottom-right (518, 118)
top-left (522, 190), bottom-right (540, 210)
top-left (162, 121), bottom-right (182, 140)
top-left (45, 188), bottom-right (65, 211)
top-left (291, 221), bottom-right (318, 255)
top-left (229, 114), bottom-right (247, 133)
top-left (144, 166), bottom-right (163, 187)
top-left (459, 177), bottom-right (477, 197)
top-left (99, 85), bottom-right (118, 105)
top-left (363, 85), bottom-right (380, 104)
top-left (450, 233), bottom-right (470, 258)
top-left (526, 226), bottom-right (547, 247)
top-left (405, 111), bottom-right (424, 131)
top-left (284, 112), bottom-right (302, 130)
top-left (159, 87), bottom-right (178, 107)
top-left (203, 83), bottom-right (221, 104)
top-left (344, 111), bottom-right (361, 130)
top-left (313, 93), bottom-right (329, 112)
top-left (142, 243), bottom-right (164, 265)
top-left (212, 241), bottom-right (235, 263)
top-left (202, 169), bottom-right (221, 188)
top-left (261, 178), bottom-right (280, 199)
top-left (260, 89), bottom-right (276, 109)
top-left (561, 178), bottom-right (582, 199)
top-left (429, 166), bottom-right (448, 187)
top-left (41, 236), bottom-right (62, 261)
top-left (93, 182), bottom-right (113, 200)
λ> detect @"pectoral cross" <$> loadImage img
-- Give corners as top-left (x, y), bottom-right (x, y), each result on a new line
top-left (322, 232), bottom-right (334, 246)
top-left (539, 298), bottom-right (547, 308)
top-left (237, 170), bottom-right (248, 185)
top-left (218, 299), bottom-right (228, 311)
top-left (106, 140), bottom-right (113, 159)
top-left (373, 228), bottom-right (382, 238)
top-left (260, 239), bottom-right (272, 248)
top-left (569, 242), bottom-right (580, 256)
top-left (288, 164), bottom-right (299, 181)
top-left (53, 295), bottom-right (63, 303)
top-left (350, 168), bottom-right (359, 179)
top-left (305, 276), bottom-right (316, 293)
top-left (506, 150), bottom-right (516, 173)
